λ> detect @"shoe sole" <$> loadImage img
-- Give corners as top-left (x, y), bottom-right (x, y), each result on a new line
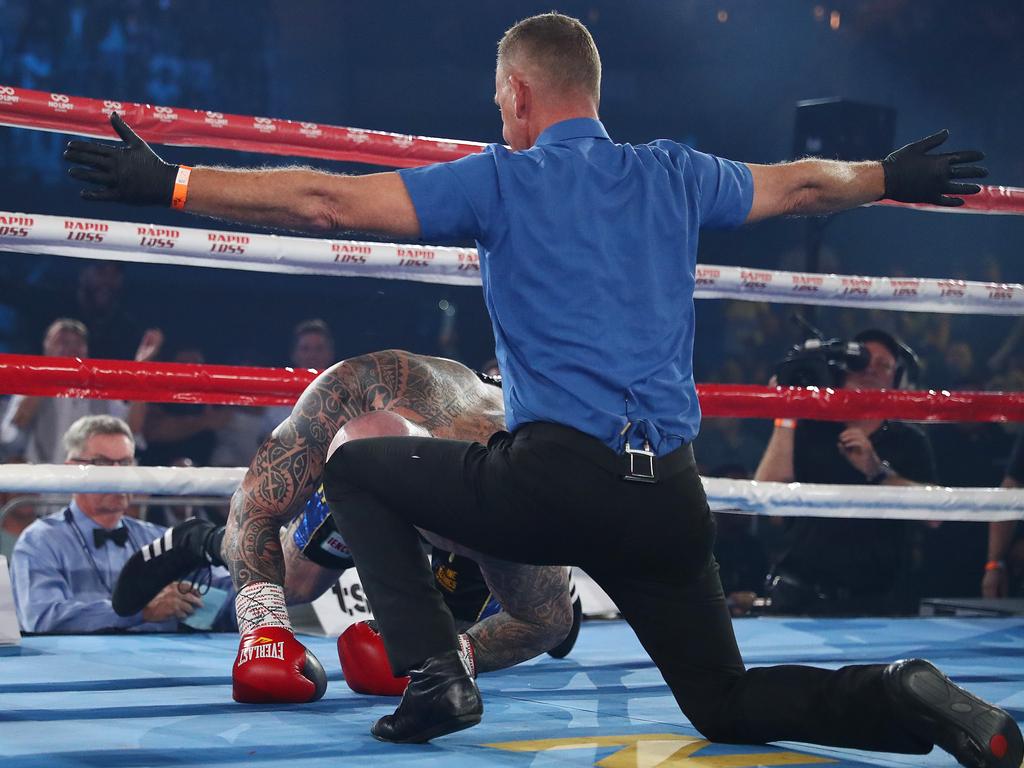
top-left (548, 596), bottom-right (583, 659)
top-left (895, 660), bottom-right (1023, 768)
top-left (112, 520), bottom-right (213, 615)
top-left (371, 713), bottom-right (482, 744)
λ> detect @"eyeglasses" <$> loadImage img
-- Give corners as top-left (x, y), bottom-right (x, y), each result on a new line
top-left (68, 456), bottom-right (138, 467)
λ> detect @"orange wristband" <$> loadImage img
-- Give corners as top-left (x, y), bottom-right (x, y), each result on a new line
top-left (984, 560), bottom-right (1005, 572)
top-left (171, 165), bottom-right (193, 210)
top-left (774, 418), bottom-right (797, 429)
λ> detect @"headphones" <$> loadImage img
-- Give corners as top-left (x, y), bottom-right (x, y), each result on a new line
top-left (64, 508), bottom-right (139, 594)
top-left (853, 329), bottom-right (920, 390)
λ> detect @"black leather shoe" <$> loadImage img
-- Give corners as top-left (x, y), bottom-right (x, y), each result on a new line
top-left (371, 649), bottom-right (482, 743)
top-left (884, 659), bottom-right (1023, 768)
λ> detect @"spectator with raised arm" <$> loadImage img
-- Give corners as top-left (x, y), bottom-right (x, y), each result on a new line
top-left (0, 319), bottom-right (162, 463)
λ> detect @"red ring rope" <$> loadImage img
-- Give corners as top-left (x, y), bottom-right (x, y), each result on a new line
top-left (1, 85), bottom-right (1021, 215)
top-left (0, 85), bottom-right (482, 168)
top-left (1, 354), bottom-right (1021, 422)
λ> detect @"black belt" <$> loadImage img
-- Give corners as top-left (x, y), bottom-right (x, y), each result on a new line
top-left (516, 422), bottom-right (694, 483)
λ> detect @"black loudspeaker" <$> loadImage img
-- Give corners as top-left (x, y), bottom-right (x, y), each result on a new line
top-left (792, 98), bottom-right (896, 161)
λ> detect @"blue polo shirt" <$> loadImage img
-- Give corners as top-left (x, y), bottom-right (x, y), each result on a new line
top-left (398, 118), bottom-right (752, 454)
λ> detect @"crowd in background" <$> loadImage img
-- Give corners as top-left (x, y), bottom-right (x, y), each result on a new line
top-left (0, 0), bottom-right (272, 187)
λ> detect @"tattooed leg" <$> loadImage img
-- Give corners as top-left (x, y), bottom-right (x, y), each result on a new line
top-left (467, 557), bottom-right (573, 674)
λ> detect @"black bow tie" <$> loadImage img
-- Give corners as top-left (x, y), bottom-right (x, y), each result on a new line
top-left (93, 526), bottom-right (128, 548)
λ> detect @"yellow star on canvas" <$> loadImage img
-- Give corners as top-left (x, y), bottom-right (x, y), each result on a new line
top-left (484, 734), bottom-right (838, 768)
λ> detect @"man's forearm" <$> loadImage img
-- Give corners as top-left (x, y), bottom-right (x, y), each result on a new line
top-left (786, 159), bottom-right (885, 216)
top-left (988, 519), bottom-right (1018, 563)
top-left (753, 425), bottom-right (796, 482)
top-left (26, 597), bottom-right (144, 633)
top-left (281, 517), bottom-right (348, 605)
top-left (224, 487), bottom-right (287, 588)
top-left (186, 166), bottom-right (342, 233)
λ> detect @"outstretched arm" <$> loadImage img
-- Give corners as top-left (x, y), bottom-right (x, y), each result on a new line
top-left (185, 166), bottom-right (420, 236)
top-left (63, 113), bottom-right (420, 237)
top-left (746, 159), bottom-right (884, 222)
top-left (745, 129), bottom-right (985, 223)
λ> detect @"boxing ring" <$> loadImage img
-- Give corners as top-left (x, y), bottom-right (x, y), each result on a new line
top-left (2, 619), bottom-right (1022, 768)
top-left (2, 86), bottom-right (1024, 767)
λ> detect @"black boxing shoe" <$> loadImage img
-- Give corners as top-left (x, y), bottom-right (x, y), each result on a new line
top-left (371, 649), bottom-right (483, 743)
top-left (548, 595), bottom-right (583, 659)
top-left (884, 658), bottom-right (1023, 768)
top-left (112, 518), bottom-right (222, 616)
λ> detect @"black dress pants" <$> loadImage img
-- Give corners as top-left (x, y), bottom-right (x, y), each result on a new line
top-left (323, 422), bottom-right (929, 753)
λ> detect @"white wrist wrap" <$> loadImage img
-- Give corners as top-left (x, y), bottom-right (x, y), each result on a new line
top-left (235, 582), bottom-right (291, 635)
top-left (458, 633), bottom-right (476, 679)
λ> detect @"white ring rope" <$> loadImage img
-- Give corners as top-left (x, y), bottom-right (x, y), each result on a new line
top-left (1, 464), bottom-right (1020, 523)
top-left (2, 211), bottom-right (1023, 314)
top-left (703, 477), bottom-right (1024, 523)
top-left (0, 464), bottom-right (246, 497)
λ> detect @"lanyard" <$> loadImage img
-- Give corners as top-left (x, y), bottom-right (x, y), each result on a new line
top-left (63, 509), bottom-right (138, 594)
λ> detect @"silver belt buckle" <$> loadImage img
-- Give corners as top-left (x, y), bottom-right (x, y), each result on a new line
top-left (623, 444), bottom-right (657, 484)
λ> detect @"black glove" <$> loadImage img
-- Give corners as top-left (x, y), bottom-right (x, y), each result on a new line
top-left (63, 112), bottom-right (179, 205)
top-left (881, 129), bottom-right (986, 207)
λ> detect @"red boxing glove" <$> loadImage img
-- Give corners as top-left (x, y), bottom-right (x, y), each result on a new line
top-left (338, 621), bottom-right (477, 696)
top-left (233, 626), bottom-right (328, 703)
top-left (338, 620), bottom-right (410, 696)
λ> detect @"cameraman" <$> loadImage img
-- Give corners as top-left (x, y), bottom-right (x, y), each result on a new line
top-left (754, 330), bottom-right (936, 615)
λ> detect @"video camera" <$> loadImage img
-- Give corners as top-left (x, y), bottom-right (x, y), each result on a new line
top-left (773, 316), bottom-right (918, 389)
top-left (774, 337), bottom-right (870, 388)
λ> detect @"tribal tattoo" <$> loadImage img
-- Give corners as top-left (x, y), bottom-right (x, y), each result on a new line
top-left (467, 559), bottom-right (573, 673)
top-left (223, 350), bottom-right (505, 590)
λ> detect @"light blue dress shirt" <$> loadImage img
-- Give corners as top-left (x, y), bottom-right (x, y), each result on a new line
top-left (10, 501), bottom-right (231, 633)
top-left (399, 118), bottom-right (753, 454)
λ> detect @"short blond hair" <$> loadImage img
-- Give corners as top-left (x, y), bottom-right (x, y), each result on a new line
top-left (498, 12), bottom-right (601, 104)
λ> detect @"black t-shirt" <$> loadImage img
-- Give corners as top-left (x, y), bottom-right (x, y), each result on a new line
top-left (777, 419), bottom-right (936, 594)
top-left (793, 420), bottom-right (935, 485)
top-left (928, 422), bottom-right (1013, 488)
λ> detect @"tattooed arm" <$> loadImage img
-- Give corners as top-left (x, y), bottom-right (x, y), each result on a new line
top-left (467, 557), bottom-right (573, 674)
top-left (222, 349), bottom-right (498, 591)
top-left (223, 355), bottom-right (384, 589)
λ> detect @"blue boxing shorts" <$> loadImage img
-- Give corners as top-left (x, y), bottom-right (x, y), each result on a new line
top-left (292, 483), bottom-right (356, 569)
top-left (293, 483), bottom-right (501, 623)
